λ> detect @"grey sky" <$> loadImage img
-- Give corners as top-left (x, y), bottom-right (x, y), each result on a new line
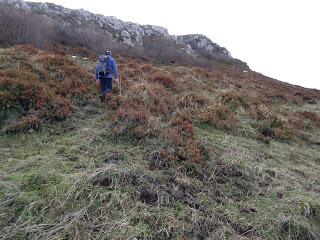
top-left (31, 0), bottom-right (320, 90)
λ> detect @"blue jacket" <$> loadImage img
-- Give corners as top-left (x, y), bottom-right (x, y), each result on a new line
top-left (95, 56), bottom-right (118, 79)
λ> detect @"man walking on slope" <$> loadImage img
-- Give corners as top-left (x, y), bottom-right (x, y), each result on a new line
top-left (95, 51), bottom-right (119, 102)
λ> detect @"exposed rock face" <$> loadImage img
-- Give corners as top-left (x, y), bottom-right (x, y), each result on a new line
top-left (0, 0), bottom-right (232, 59)
top-left (177, 34), bottom-right (231, 58)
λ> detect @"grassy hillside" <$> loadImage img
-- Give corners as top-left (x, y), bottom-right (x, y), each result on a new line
top-left (1, 45), bottom-right (320, 239)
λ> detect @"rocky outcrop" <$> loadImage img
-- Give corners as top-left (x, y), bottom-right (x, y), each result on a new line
top-left (177, 34), bottom-right (231, 58)
top-left (0, 0), bottom-right (233, 59)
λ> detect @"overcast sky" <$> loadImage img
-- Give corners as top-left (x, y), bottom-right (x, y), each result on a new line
top-left (31, 0), bottom-right (320, 90)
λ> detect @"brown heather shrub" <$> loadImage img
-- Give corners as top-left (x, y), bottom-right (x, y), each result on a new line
top-left (127, 61), bottom-right (139, 69)
top-left (29, 53), bottom-right (94, 99)
top-left (161, 138), bottom-right (204, 164)
top-left (71, 47), bottom-right (93, 58)
top-left (199, 104), bottom-right (238, 130)
top-left (257, 121), bottom-right (295, 142)
top-left (5, 115), bottom-right (42, 134)
top-left (191, 67), bottom-right (212, 79)
top-left (170, 111), bottom-right (193, 123)
top-left (133, 68), bottom-right (143, 76)
top-left (125, 69), bottom-right (143, 79)
top-left (124, 83), bottom-right (174, 117)
top-left (217, 90), bottom-right (248, 110)
top-left (37, 54), bottom-right (92, 82)
top-left (60, 77), bottom-right (91, 98)
top-left (157, 119), bottom-right (204, 164)
top-left (15, 45), bottom-right (41, 55)
top-left (140, 64), bottom-right (154, 72)
top-left (111, 80), bottom-right (176, 139)
top-left (161, 127), bottom-right (183, 146)
top-left (249, 105), bottom-right (299, 142)
top-left (112, 102), bottom-right (157, 139)
top-left (0, 91), bottom-right (15, 106)
top-left (0, 67), bottom-right (71, 132)
top-left (45, 43), bottom-right (67, 56)
top-left (273, 126), bottom-right (295, 140)
top-left (289, 118), bottom-right (306, 131)
top-left (37, 54), bottom-right (73, 72)
top-left (38, 95), bottom-right (71, 121)
top-left (250, 104), bottom-right (289, 129)
top-left (296, 111), bottom-right (320, 127)
top-left (192, 67), bottom-right (203, 75)
top-left (0, 73), bottom-right (48, 112)
top-left (292, 92), bottom-right (317, 105)
top-left (150, 71), bottom-right (176, 89)
top-left (248, 104), bottom-right (270, 121)
top-left (171, 118), bottom-right (195, 139)
top-left (177, 93), bottom-right (208, 110)
top-left (105, 94), bottom-right (122, 110)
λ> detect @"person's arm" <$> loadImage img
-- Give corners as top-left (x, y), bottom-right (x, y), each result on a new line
top-left (95, 65), bottom-right (99, 80)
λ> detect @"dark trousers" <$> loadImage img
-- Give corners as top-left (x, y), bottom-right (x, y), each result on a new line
top-left (99, 77), bottom-right (112, 97)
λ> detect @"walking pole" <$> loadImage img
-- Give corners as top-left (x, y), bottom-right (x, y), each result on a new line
top-left (119, 66), bottom-right (122, 96)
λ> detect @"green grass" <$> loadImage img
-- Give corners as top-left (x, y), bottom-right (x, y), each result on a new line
top-left (1, 47), bottom-right (320, 239)
top-left (1, 101), bottom-right (320, 239)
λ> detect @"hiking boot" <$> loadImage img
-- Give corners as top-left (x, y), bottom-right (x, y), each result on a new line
top-left (99, 95), bottom-right (105, 102)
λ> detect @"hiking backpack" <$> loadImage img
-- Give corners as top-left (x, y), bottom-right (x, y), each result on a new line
top-left (98, 55), bottom-right (112, 76)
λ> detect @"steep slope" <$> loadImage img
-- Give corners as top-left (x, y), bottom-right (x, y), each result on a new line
top-left (1, 45), bottom-right (320, 239)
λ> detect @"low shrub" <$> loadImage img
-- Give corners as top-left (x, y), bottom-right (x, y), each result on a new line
top-left (105, 94), bottom-right (122, 110)
top-left (177, 93), bottom-right (208, 110)
top-left (0, 46), bottom-right (93, 132)
top-left (140, 64), bottom-right (154, 72)
top-left (217, 90), bottom-right (248, 110)
top-left (123, 83), bottom-right (174, 117)
top-left (296, 111), bottom-right (320, 128)
top-left (156, 120), bottom-right (204, 164)
top-left (112, 102), bottom-right (158, 140)
top-left (150, 72), bottom-right (176, 89)
top-left (5, 115), bottom-right (42, 134)
top-left (60, 77), bottom-right (91, 99)
top-left (249, 104), bottom-right (297, 141)
top-left (198, 104), bottom-right (238, 130)
top-left (38, 95), bottom-right (71, 120)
